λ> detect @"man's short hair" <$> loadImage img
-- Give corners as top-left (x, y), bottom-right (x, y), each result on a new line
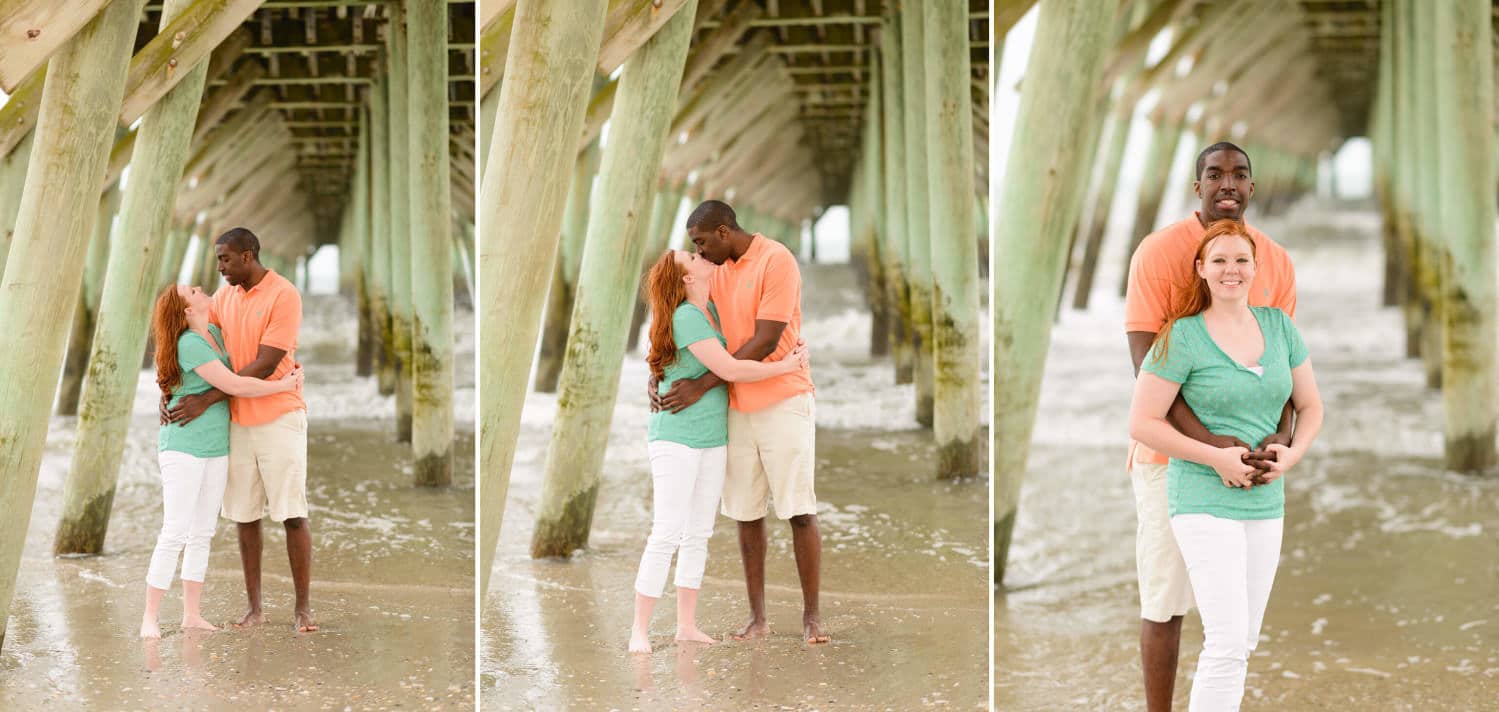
top-left (686, 200), bottom-right (740, 232)
top-left (216, 227), bottom-right (260, 259)
top-left (1195, 141), bottom-right (1253, 180)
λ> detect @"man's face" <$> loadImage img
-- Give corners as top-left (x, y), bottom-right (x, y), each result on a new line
top-left (215, 243), bottom-right (251, 286)
top-left (688, 225), bottom-right (733, 265)
top-left (1194, 149), bottom-right (1254, 223)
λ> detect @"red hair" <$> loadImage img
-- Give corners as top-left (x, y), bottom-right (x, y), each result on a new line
top-left (1150, 220), bottom-right (1258, 365)
top-left (151, 285), bottom-right (190, 397)
top-left (643, 250), bottom-right (688, 380)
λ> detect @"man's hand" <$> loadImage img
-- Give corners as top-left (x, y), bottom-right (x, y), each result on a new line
top-left (166, 392), bottom-right (216, 426)
top-left (659, 375), bottom-right (712, 413)
top-left (647, 375), bottom-right (662, 413)
top-left (1202, 433), bottom-right (1272, 486)
top-left (1246, 432), bottom-right (1292, 485)
top-left (158, 393), bottom-right (171, 426)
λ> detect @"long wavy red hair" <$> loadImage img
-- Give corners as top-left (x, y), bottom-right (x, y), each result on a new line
top-left (152, 284), bottom-right (190, 397)
top-left (1149, 219), bottom-right (1258, 366)
top-left (644, 250), bottom-right (689, 380)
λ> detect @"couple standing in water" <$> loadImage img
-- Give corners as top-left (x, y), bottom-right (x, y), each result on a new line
top-left (141, 228), bottom-right (318, 638)
top-left (627, 200), bottom-right (829, 653)
top-left (1124, 142), bottom-right (1325, 711)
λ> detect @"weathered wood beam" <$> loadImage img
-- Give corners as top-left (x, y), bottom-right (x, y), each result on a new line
top-left (189, 58), bottom-right (266, 145)
top-left (477, 5), bottom-right (512, 98)
top-left (0, 67), bottom-right (44, 159)
top-left (596, 0), bottom-right (693, 75)
top-left (119, 0), bottom-right (266, 125)
top-left (679, 0), bottom-right (762, 94)
top-left (0, 0), bottom-right (112, 92)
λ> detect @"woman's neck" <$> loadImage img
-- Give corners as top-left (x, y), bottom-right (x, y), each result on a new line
top-left (186, 315), bottom-right (211, 334)
top-left (685, 286), bottom-right (710, 309)
top-left (1203, 297), bottom-right (1252, 322)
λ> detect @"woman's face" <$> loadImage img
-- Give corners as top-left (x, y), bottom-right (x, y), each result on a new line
top-left (672, 248), bottom-right (715, 286)
top-left (1196, 234), bottom-right (1256, 302)
top-left (176, 284), bottom-right (212, 316)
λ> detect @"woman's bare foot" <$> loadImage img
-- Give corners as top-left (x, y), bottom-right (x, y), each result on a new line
top-left (181, 616), bottom-right (218, 632)
top-left (232, 609), bottom-right (265, 628)
top-left (628, 628), bottom-right (652, 654)
top-left (139, 617), bottom-right (161, 640)
top-left (731, 618), bottom-right (770, 641)
top-left (675, 627), bottom-right (716, 644)
top-left (294, 608), bottom-right (319, 633)
top-left (803, 615), bottom-right (830, 644)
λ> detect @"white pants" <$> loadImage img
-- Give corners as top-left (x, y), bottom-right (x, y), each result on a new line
top-left (147, 451), bottom-right (229, 590)
top-left (634, 441), bottom-right (727, 598)
top-left (1171, 513), bottom-right (1284, 712)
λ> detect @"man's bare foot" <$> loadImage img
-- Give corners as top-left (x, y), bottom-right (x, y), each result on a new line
top-left (731, 618), bottom-right (770, 641)
top-left (803, 615), bottom-right (830, 645)
top-left (628, 629), bottom-right (652, 654)
top-left (233, 609), bottom-right (265, 628)
top-left (182, 616), bottom-right (219, 632)
top-left (294, 608), bottom-right (319, 633)
top-left (675, 627), bottom-right (716, 644)
top-left (139, 617), bottom-right (161, 640)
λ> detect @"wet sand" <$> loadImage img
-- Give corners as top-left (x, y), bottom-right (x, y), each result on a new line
top-left (997, 202), bottom-right (1499, 709)
top-left (484, 264), bottom-right (990, 710)
top-left (0, 296), bottom-right (476, 710)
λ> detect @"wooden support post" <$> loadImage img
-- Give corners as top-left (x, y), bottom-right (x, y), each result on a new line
top-left (388, 5), bottom-right (415, 443)
top-left (924, 0), bottom-right (980, 478)
top-left (901, 1), bottom-right (934, 427)
top-left (530, 0), bottom-right (696, 559)
top-left (55, 0), bottom-right (212, 556)
top-left (993, 0), bottom-right (1111, 584)
top-left (881, 10), bottom-right (913, 385)
top-left (0, 0), bottom-right (145, 646)
top-left (1114, 114), bottom-right (1183, 297)
top-left (480, 0), bottom-right (609, 598)
top-left (1433, 0), bottom-right (1496, 472)
top-left (0, 130), bottom-right (34, 274)
top-left (355, 103), bottom-right (375, 377)
top-left (57, 183), bottom-right (121, 416)
top-left (534, 137), bottom-right (602, 393)
top-left (369, 74), bottom-right (396, 396)
top-left (408, 0), bottom-right (454, 486)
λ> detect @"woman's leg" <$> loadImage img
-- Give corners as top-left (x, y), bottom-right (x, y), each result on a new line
top-left (1171, 514), bottom-right (1251, 712)
top-left (630, 441), bottom-right (699, 652)
top-left (143, 451), bottom-right (204, 637)
top-left (674, 445), bottom-right (727, 643)
top-left (1243, 518), bottom-right (1284, 657)
top-left (181, 455), bottom-right (229, 630)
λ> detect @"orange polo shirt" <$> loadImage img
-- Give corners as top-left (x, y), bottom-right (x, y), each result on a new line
top-left (1124, 213), bottom-right (1297, 465)
top-left (211, 269), bottom-right (305, 426)
top-left (708, 233), bottom-right (815, 412)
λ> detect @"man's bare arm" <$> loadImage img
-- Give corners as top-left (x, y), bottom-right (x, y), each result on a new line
top-left (1127, 331), bottom-right (1253, 451)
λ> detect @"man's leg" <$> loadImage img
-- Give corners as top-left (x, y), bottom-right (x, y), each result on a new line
top-left (1141, 616), bottom-right (1183, 712)
top-left (789, 514), bottom-right (828, 643)
top-left (732, 518), bottom-right (769, 639)
top-left (284, 517), bottom-right (317, 631)
top-left (234, 520), bottom-right (265, 627)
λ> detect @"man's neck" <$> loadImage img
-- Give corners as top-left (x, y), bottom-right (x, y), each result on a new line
top-left (728, 231), bottom-right (755, 261)
top-left (243, 265), bottom-right (270, 290)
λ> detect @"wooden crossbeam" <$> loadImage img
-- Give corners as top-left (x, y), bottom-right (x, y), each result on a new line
top-left (0, 0), bottom-right (112, 92)
top-left (119, 0), bottom-right (266, 125)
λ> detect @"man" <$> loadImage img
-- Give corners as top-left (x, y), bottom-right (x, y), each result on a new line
top-left (656, 200), bottom-right (829, 645)
top-left (1124, 142), bottom-right (1296, 711)
top-left (167, 227), bottom-right (317, 633)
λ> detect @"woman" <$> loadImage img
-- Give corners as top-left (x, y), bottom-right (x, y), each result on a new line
top-left (1128, 219), bottom-right (1323, 710)
top-left (141, 283), bottom-right (301, 639)
top-left (628, 248), bottom-right (808, 654)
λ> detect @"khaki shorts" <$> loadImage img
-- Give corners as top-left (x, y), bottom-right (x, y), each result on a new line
top-left (721, 392), bottom-right (817, 521)
top-left (1131, 462), bottom-right (1195, 622)
top-left (223, 409), bottom-right (309, 523)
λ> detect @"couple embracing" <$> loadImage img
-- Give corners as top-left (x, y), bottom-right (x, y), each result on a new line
top-left (627, 200), bottom-right (829, 653)
top-left (1124, 142), bottom-right (1326, 711)
top-left (140, 228), bottom-right (317, 638)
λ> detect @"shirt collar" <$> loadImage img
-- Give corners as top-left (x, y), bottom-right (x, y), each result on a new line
top-left (729, 234), bottom-right (765, 266)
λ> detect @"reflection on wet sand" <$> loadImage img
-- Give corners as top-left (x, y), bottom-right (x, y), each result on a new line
top-left (484, 264), bottom-right (989, 709)
top-left (0, 297), bottom-right (475, 710)
top-left (997, 205), bottom-right (1499, 709)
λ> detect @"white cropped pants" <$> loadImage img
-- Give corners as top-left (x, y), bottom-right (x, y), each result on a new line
top-left (1171, 513), bottom-right (1284, 712)
top-left (146, 451), bottom-right (229, 590)
top-left (633, 441), bottom-right (727, 598)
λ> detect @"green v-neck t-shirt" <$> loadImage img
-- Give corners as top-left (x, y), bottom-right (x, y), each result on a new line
top-left (1142, 307), bottom-right (1308, 520)
top-left (648, 302), bottom-right (730, 448)
top-left (158, 325), bottom-right (232, 458)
